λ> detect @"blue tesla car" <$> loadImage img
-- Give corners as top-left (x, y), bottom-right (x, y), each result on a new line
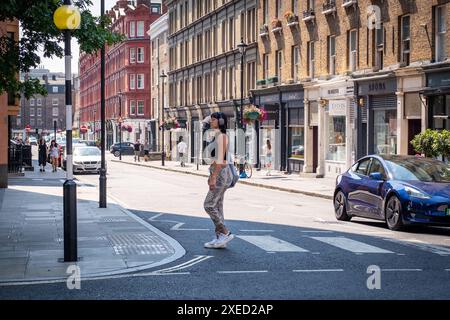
top-left (334, 155), bottom-right (450, 231)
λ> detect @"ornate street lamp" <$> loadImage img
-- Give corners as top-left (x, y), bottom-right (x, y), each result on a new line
top-left (237, 38), bottom-right (248, 176)
top-left (160, 71), bottom-right (167, 166)
top-left (53, 0), bottom-right (81, 262)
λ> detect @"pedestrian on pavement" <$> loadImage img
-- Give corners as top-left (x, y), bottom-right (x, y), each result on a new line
top-left (49, 140), bottom-right (59, 172)
top-left (134, 140), bottom-right (142, 162)
top-left (143, 140), bottom-right (150, 161)
top-left (265, 139), bottom-right (272, 176)
top-left (38, 138), bottom-right (48, 172)
top-left (177, 136), bottom-right (188, 167)
top-left (203, 112), bottom-right (235, 249)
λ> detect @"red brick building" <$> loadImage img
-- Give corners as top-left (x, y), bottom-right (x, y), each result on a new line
top-left (78, 0), bottom-right (163, 147)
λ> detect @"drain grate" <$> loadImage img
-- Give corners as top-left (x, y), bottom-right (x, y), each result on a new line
top-left (101, 217), bottom-right (132, 223)
top-left (107, 233), bottom-right (174, 255)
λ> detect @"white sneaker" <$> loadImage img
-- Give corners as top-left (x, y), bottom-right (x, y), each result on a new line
top-left (204, 236), bottom-right (220, 249)
top-left (215, 232), bottom-right (235, 247)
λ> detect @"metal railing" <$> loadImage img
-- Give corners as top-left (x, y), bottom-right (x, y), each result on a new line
top-left (8, 142), bottom-right (24, 174)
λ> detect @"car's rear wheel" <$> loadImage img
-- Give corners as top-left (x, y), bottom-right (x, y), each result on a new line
top-left (385, 195), bottom-right (404, 231)
top-left (114, 150), bottom-right (120, 157)
top-left (334, 191), bottom-right (351, 221)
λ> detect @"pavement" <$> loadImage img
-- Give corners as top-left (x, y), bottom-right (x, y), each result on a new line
top-left (111, 156), bottom-right (336, 200)
top-left (0, 160), bottom-right (185, 284)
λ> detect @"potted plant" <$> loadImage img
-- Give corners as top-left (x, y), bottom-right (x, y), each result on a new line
top-left (259, 24), bottom-right (269, 36)
top-left (271, 18), bottom-right (282, 30)
top-left (243, 105), bottom-right (265, 122)
top-left (284, 11), bottom-right (298, 24)
top-left (410, 129), bottom-right (450, 160)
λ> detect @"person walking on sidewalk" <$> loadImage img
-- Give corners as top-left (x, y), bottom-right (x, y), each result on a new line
top-left (265, 139), bottom-right (272, 176)
top-left (38, 138), bottom-right (47, 172)
top-left (177, 136), bottom-right (187, 167)
top-left (49, 140), bottom-right (59, 172)
top-left (134, 140), bottom-right (142, 162)
top-left (143, 140), bottom-right (150, 162)
top-left (203, 112), bottom-right (235, 249)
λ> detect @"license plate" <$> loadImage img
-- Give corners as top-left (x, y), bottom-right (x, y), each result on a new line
top-left (447, 208), bottom-right (450, 216)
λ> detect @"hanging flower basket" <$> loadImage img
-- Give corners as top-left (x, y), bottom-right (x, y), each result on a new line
top-left (243, 106), bottom-right (265, 122)
top-left (162, 116), bottom-right (179, 130)
top-left (127, 125), bottom-right (133, 133)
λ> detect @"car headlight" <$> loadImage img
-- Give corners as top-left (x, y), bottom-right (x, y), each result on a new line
top-left (404, 186), bottom-right (431, 199)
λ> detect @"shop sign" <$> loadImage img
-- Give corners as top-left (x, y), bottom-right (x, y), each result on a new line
top-left (358, 77), bottom-right (397, 95)
top-left (328, 100), bottom-right (347, 116)
top-left (427, 72), bottom-right (450, 88)
top-left (283, 91), bottom-right (304, 102)
top-left (259, 94), bottom-right (279, 105)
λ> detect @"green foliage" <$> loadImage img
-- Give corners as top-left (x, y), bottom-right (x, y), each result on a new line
top-left (0, 0), bottom-right (124, 98)
top-left (411, 129), bottom-right (450, 159)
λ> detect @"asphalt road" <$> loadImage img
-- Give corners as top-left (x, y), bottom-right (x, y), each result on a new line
top-left (1, 158), bottom-right (449, 299)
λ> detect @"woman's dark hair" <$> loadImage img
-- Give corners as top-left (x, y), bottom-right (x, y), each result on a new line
top-left (211, 112), bottom-right (227, 134)
top-left (178, 136), bottom-right (183, 143)
top-left (267, 139), bottom-right (271, 150)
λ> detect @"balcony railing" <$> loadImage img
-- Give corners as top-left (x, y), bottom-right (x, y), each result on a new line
top-left (286, 15), bottom-right (299, 27)
top-left (302, 9), bottom-right (316, 22)
top-left (342, 0), bottom-right (357, 8)
top-left (322, 1), bottom-right (337, 15)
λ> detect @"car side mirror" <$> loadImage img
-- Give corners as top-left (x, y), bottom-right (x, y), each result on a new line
top-left (369, 172), bottom-right (384, 181)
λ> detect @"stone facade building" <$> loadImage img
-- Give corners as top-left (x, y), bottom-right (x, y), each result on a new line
top-left (165, 0), bottom-right (258, 163)
top-left (78, 0), bottom-right (163, 148)
top-left (251, 0), bottom-right (450, 177)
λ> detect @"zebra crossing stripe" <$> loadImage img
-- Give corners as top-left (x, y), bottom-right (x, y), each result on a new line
top-left (310, 237), bottom-right (394, 254)
top-left (237, 235), bottom-right (309, 252)
top-left (384, 238), bottom-right (450, 256)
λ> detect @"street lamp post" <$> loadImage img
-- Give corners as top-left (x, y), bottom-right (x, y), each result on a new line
top-left (99, 0), bottom-right (107, 208)
top-left (160, 71), bottom-right (167, 167)
top-left (237, 38), bottom-right (248, 175)
top-left (53, 0), bottom-right (81, 262)
top-left (118, 91), bottom-right (123, 161)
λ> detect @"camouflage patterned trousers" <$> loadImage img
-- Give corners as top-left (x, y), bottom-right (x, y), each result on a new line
top-left (204, 165), bottom-right (232, 234)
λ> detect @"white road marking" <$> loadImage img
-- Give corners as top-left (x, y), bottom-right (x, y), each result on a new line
top-left (217, 270), bottom-right (268, 274)
top-left (301, 230), bottom-right (334, 233)
top-left (239, 230), bottom-right (274, 232)
top-left (156, 255), bottom-right (213, 273)
top-left (148, 213), bottom-right (165, 221)
top-left (381, 269), bottom-right (422, 272)
top-left (0, 272), bottom-right (190, 287)
top-left (293, 269), bottom-right (344, 273)
top-left (32, 179), bottom-right (43, 181)
top-left (170, 222), bottom-right (209, 231)
top-left (384, 238), bottom-right (450, 256)
top-left (237, 235), bottom-right (309, 252)
top-left (311, 237), bottom-right (394, 254)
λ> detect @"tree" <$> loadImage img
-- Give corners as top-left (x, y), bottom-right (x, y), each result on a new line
top-left (0, 0), bottom-right (124, 99)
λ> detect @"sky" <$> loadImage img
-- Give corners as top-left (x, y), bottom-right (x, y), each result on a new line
top-left (38, 0), bottom-right (117, 74)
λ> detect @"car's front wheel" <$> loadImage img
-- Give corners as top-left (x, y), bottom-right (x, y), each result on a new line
top-left (114, 150), bottom-right (120, 157)
top-left (334, 191), bottom-right (351, 221)
top-left (385, 195), bottom-right (404, 231)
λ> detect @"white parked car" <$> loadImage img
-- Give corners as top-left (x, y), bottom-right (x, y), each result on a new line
top-left (62, 146), bottom-right (102, 174)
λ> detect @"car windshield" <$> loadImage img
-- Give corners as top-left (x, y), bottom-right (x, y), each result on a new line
top-left (385, 158), bottom-right (450, 183)
top-left (73, 148), bottom-right (101, 157)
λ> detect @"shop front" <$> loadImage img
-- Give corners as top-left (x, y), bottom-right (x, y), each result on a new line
top-left (357, 76), bottom-right (398, 157)
top-left (422, 65), bottom-right (450, 131)
top-left (319, 80), bottom-right (355, 178)
top-left (282, 89), bottom-right (305, 173)
top-left (254, 91), bottom-right (281, 171)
